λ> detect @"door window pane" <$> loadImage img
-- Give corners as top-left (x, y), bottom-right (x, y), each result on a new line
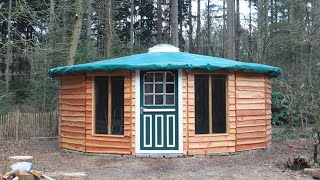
top-left (145, 84), bottom-right (153, 93)
top-left (145, 95), bottom-right (153, 105)
top-left (155, 95), bottom-right (164, 105)
top-left (166, 72), bottom-right (174, 82)
top-left (155, 84), bottom-right (164, 93)
top-left (166, 95), bottom-right (174, 105)
top-left (166, 84), bottom-right (174, 93)
top-left (155, 73), bottom-right (164, 82)
top-left (145, 73), bottom-right (153, 82)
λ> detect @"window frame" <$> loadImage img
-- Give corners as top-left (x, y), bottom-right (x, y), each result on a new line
top-left (192, 72), bottom-right (230, 136)
top-left (91, 75), bottom-right (125, 137)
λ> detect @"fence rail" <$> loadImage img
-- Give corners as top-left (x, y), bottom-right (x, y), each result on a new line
top-left (0, 110), bottom-right (58, 140)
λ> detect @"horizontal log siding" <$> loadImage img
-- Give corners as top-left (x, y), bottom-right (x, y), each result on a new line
top-left (187, 72), bottom-right (236, 155)
top-left (85, 73), bottom-right (132, 154)
top-left (131, 72), bottom-right (136, 155)
top-left (235, 72), bottom-right (268, 151)
top-left (60, 76), bottom-right (86, 152)
top-left (183, 72), bottom-right (188, 155)
top-left (265, 77), bottom-right (272, 147)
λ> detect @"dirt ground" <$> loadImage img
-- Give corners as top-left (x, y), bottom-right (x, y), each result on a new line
top-left (0, 137), bottom-right (315, 180)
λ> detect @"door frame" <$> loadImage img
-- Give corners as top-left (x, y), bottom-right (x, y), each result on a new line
top-left (135, 69), bottom-right (183, 155)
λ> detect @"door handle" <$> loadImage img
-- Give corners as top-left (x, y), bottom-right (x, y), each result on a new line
top-left (140, 107), bottom-right (145, 114)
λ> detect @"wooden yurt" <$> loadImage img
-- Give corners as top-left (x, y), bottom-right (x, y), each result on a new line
top-left (49, 44), bottom-right (281, 156)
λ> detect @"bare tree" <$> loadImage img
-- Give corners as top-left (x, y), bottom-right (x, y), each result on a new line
top-left (248, 0), bottom-right (253, 61)
top-left (130, 0), bottom-right (134, 52)
top-left (188, 0), bottom-right (193, 52)
top-left (196, 0), bottom-right (201, 53)
top-left (308, 0), bottom-right (320, 88)
top-left (104, 0), bottom-right (113, 58)
top-left (171, 0), bottom-right (179, 47)
top-left (179, 0), bottom-right (184, 50)
top-left (86, 0), bottom-right (92, 58)
top-left (235, 0), bottom-right (240, 60)
top-left (222, 0), bottom-right (226, 57)
top-left (67, 0), bottom-right (84, 65)
top-left (49, 0), bottom-right (55, 31)
top-left (157, 0), bottom-right (163, 44)
top-left (226, 0), bottom-right (235, 59)
top-left (207, 0), bottom-right (212, 55)
top-left (256, 0), bottom-right (267, 62)
top-left (5, 0), bottom-right (13, 93)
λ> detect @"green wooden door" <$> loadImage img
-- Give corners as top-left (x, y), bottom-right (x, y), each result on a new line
top-left (140, 71), bottom-right (178, 150)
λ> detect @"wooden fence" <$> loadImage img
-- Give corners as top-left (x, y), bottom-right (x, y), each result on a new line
top-left (0, 110), bottom-right (58, 140)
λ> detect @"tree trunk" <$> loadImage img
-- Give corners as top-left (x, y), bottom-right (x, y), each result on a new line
top-left (49, 0), bottom-right (55, 31)
top-left (67, 0), bottom-right (83, 65)
top-left (207, 0), bottom-right (211, 55)
top-left (130, 0), bottom-right (134, 53)
top-left (308, 0), bottom-right (320, 88)
top-left (5, 0), bottom-right (13, 93)
top-left (256, 0), bottom-right (267, 63)
top-left (157, 0), bottom-right (163, 44)
top-left (86, 0), bottom-right (92, 59)
top-left (222, 0), bottom-right (226, 57)
top-left (179, 0), bottom-right (183, 50)
top-left (226, 0), bottom-right (235, 59)
top-left (188, 0), bottom-right (193, 52)
top-left (235, 0), bottom-right (240, 60)
top-left (104, 0), bottom-right (113, 58)
top-left (248, 0), bottom-right (252, 61)
top-left (171, 0), bottom-right (179, 47)
top-left (196, 0), bottom-right (201, 53)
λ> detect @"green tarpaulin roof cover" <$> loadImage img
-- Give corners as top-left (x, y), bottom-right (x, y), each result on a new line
top-left (48, 44), bottom-right (281, 77)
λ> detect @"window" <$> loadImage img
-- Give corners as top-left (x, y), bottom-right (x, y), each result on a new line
top-left (143, 72), bottom-right (175, 106)
top-left (94, 76), bottom-right (124, 135)
top-left (195, 74), bottom-right (227, 134)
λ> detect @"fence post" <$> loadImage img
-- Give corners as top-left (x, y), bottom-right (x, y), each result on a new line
top-left (15, 110), bottom-right (20, 141)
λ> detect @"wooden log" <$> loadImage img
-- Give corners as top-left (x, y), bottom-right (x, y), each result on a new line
top-left (3, 156), bottom-right (33, 173)
top-left (61, 172), bottom-right (89, 180)
top-left (16, 172), bottom-right (37, 180)
top-left (303, 168), bottom-right (320, 179)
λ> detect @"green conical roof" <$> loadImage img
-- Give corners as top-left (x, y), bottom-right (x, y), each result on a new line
top-left (49, 52), bottom-right (281, 77)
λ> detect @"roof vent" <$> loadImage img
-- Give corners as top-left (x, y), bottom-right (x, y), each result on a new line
top-left (148, 44), bottom-right (180, 53)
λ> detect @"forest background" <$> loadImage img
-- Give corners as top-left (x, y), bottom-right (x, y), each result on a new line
top-left (0, 0), bottom-right (319, 135)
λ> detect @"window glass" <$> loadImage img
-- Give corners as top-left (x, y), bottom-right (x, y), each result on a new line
top-left (143, 71), bottom-right (175, 106)
top-left (166, 95), bottom-right (174, 105)
top-left (195, 74), bottom-right (226, 134)
top-left (166, 72), bottom-right (174, 82)
top-left (145, 95), bottom-right (153, 105)
top-left (145, 73), bottom-right (153, 82)
top-left (166, 84), bottom-right (174, 93)
top-left (155, 84), bottom-right (164, 93)
top-left (145, 84), bottom-right (153, 93)
top-left (155, 73), bottom-right (164, 82)
top-left (94, 76), bottom-right (124, 135)
top-left (155, 95), bottom-right (164, 105)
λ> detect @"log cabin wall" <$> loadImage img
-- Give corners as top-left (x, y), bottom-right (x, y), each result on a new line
top-left (182, 72), bottom-right (188, 155)
top-left (265, 76), bottom-right (272, 147)
top-left (235, 72), bottom-right (270, 151)
top-left (131, 71), bottom-right (136, 155)
top-left (59, 75), bottom-right (87, 152)
top-left (186, 71), bottom-right (237, 155)
top-left (84, 72), bottom-right (132, 154)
